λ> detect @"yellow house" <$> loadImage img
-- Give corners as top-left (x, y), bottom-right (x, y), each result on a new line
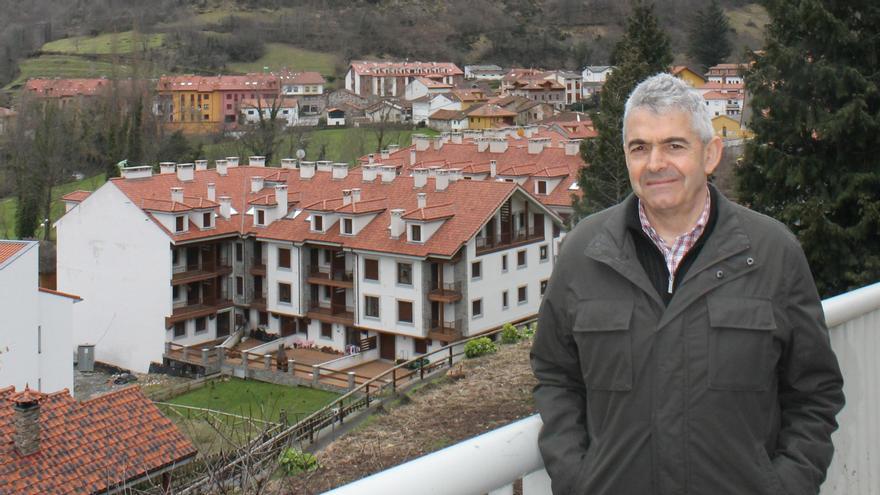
top-left (671, 66), bottom-right (706, 88)
top-left (712, 115), bottom-right (754, 139)
top-left (466, 104), bottom-right (516, 129)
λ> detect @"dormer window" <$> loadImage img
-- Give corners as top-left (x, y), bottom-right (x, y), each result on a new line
top-left (537, 180), bottom-right (547, 195)
top-left (256, 209), bottom-right (266, 226)
top-left (411, 224), bottom-right (422, 242)
top-left (202, 212), bottom-right (213, 228)
top-left (313, 214), bottom-right (324, 232)
top-left (175, 215), bottom-right (187, 233)
top-left (342, 218), bottom-right (353, 235)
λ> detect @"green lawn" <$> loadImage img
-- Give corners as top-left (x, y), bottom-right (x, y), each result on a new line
top-left (228, 42), bottom-right (339, 77)
top-left (41, 31), bottom-right (165, 55)
top-left (167, 378), bottom-right (339, 423)
top-left (0, 174), bottom-right (105, 240)
top-left (4, 55), bottom-right (133, 90)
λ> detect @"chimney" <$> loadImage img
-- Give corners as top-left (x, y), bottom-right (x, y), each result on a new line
top-left (413, 134), bottom-right (430, 151)
top-left (171, 187), bottom-right (184, 203)
top-left (432, 136), bottom-right (443, 150)
top-left (435, 169), bottom-right (449, 191)
top-left (564, 139), bottom-right (582, 156)
top-left (490, 160), bottom-right (497, 177)
top-left (380, 165), bottom-right (396, 183)
top-left (219, 196), bottom-right (232, 219)
top-left (332, 163), bottom-right (349, 180)
top-left (440, 132), bottom-right (451, 144)
top-left (362, 164), bottom-right (378, 182)
top-left (417, 192), bottom-right (427, 209)
top-left (281, 158), bottom-right (297, 169)
top-left (450, 132), bottom-right (463, 144)
top-left (121, 166), bottom-right (152, 179)
top-left (379, 149), bottom-right (389, 159)
top-left (251, 176), bottom-right (264, 193)
top-left (388, 144), bottom-right (400, 154)
top-left (300, 161), bottom-right (316, 179)
top-left (389, 209), bottom-right (406, 238)
top-left (412, 168), bottom-right (428, 188)
top-left (13, 390), bottom-right (40, 457)
top-left (341, 189), bottom-right (351, 206)
top-left (207, 183), bottom-right (216, 202)
top-left (489, 137), bottom-right (508, 153)
top-left (249, 156), bottom-right (266, 167)
top-left (177, 163), bottom-right (195, 181)
top-left (410, 148), bottom-right (417, 165)
top-left (476, 137), bottom-right (489, 152)
top-left (351, 188), bottom-right (361, 203)
top-left (275, 184), bottom-right (288, 218)
top-left (195, 159), bottom-right (208, 171)
top-left (159, 162), bottom-right (176, 174)
top-left (528, 138), bottom-right (545, 155)
top-left (448, 168), bottom-right (462, 182)
top-left (215, 159), bottom-right (228, 176)
top-left (226, 156), bottom-right (240, 167)
top-left (316, 160), bottom-right (333, 173)
top-left (367, 153), bottom-right (375, 165)
top-left (524, 125), bottom-right (537, 138)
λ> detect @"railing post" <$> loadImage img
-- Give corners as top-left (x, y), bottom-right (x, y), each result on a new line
top-left (264, 354), bottom-right (272, 370)
top-left (288, 359), bottom-right (295, 376)
top-left (420, 361), bottom-right (425, 380)
top-left (392, 369), bottom-right (397, 394)
top-left (365, 383), bottom-right (371, 407)
top-left (243, 352), bottom-right (249, 370)
top-left (312, 365), bottom-right (320, 386)
top-left (448, 346), bottom-right (453, 367)
top-left (201, 348), bottom-right (209, 366)
top-left (348, 372), bottom-right (355, 391)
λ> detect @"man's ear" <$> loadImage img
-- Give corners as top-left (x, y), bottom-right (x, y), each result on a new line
top-left (703, 136), bottom-right (723, 175)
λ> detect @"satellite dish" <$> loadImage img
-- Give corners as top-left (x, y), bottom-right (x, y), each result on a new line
top-left (296, 149), bottom-right (306, 159)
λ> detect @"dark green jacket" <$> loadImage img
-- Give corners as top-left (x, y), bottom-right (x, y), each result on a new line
top-left (531, 191), bottom-right (844, 494)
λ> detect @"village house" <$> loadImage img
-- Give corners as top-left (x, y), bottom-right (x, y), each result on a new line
top-left (581, 65), bottom-right (614, 98)
top-left (404, 77), bottom-right (454, 101)
top-left (22, 78), bottom-right (112, 108)
top-left (696, 81), bottom-right (746, 118)
top-left (706, 63), bottom-right (749, 84)
top-left (240, 96), bottom-right (300, 127)
top-left (278, 70), bottom-right (326, 115)
top-left (671, 65), bottom-right (707, 88)
top-left (428, 109), bottom-right (468, 131)
top-left (0, 385), bottom-right (196, 494)
top-left (466, 104), bottom-right (517, 129)
top-left (412, 93), bottom-right (462, 124)
top-left (0, 241), bottom-right (80, 394)
top-left (346, 61), bottom-right (464, 98)
top-left (450, 88), bottom-right (490, 110)
top-left (491, 95), bottom-right (556, 125)
top-left (546, 70), bottom-right (583, 105)
top-left (56, 155), bottom-right (564, 373)
top-left (500, 69), bottom-right (567, 110)
top-left (365, 99), bottom-right (410, 123)
top-left (464, 65), bottom-right (505, 80)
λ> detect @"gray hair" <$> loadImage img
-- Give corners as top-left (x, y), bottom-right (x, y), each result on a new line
top-left (622, 73), bottom-right (714, 145)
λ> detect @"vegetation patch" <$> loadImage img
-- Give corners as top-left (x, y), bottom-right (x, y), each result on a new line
top-left (5, 55), bottom-right (133, 90)
top-left (464, 337), bottom-right (498, 358)
top-left (41, 31), bottom-right (165, 55)
top-left (0, 174), bottom-right (105, 240)
top-left (227, 43), bottom-right (339, 76)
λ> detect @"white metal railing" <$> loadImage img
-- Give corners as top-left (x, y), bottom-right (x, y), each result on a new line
top-left (326, 281), bottom-right (880, 495)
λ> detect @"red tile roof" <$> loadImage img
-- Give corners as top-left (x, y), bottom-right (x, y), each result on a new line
top-left (24, 78), bottom-right (111, 98)
top-left (703, 91), bottom-right (744, 100)
top-left (0, 241), bottom-right (29, 265)
top-left (700, 81), bottom-right (744, 90)
top-left (61, 190), bottom-right (92, 202)
top-left (277, 71), bottom-right (326, 85)
top-left (403, 203), bottom-right (456, 221)
top-left (467, 104), bottom-right (517, 118)
top-left (0, 386), bottom-right (196, 495)
top-left (415, 77), bottom-right (452, 89)
top-left (157, 74), bottom-right (278, 92)
top-left (429, 109), bottom-right (467, 121)
top-left (350, 60), bottom-right (463, 77)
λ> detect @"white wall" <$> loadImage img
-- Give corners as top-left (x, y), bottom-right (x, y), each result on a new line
top-left (0, 243), bottom-right (40, 390)
top-left (56, 183), bottom-right (171, 373)
top-left (266, 241), bottom-right (301, 317)
top-left (37, 291), bottom-right (75, 393)
top-left (356, 253), bottom-right (425, 339)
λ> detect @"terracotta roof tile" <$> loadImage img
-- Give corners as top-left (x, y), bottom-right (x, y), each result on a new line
top-left (350, 61), bottom-right (463, 76)
top-left (402, 203), bottom-right (456, 221)
top-left (61, 190), bottom-right (92, 202)
top-left (157, 74), bottom-right (278, 92)
top-left (277, 70), bottom-right (326, 85)
top-left (334, 197), bottom-right (388, 214)
top-left (24, 78), bottom-right (110, 98)
top-left (0, 241), bottom-right (29, 265)
top-left (0, 386), bottom-right (196, 495)
top-left (467, 104), bottom-right (517, 118)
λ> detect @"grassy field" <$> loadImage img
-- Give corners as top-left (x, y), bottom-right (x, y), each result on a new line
top-left (0, 174), bottom-right (105, 240)
top-left (167, 378), bottom-right (339, 423)
top-left (41, 31), bottom-right (165, 55)
top-left (4, 55), bottom-right (133, 90)
top-left (228, 42), bottom-right (339, 77)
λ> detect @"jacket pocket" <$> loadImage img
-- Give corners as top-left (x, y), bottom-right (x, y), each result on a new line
top-left (707, 296), bottom-right (776, 391)
top-left (755, 444), bottom-right (788, 495)
top-left (572, 299), bottom-right (633, 391)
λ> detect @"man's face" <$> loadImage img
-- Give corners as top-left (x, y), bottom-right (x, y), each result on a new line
top-left (623, 107), bottom-right (721, 218)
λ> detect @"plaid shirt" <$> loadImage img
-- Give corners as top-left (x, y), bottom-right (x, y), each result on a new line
top-left (638, 189), bottom-right (712, 294)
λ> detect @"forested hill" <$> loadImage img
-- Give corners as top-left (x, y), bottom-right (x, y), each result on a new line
top-left (0, 0), bottom-right (767, 90)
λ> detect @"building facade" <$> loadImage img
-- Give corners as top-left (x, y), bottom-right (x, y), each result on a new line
top-left (346, 61), bottom-right (464, 98)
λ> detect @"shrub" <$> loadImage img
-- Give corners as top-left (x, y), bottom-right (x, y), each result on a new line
top-left (464, 337), bottom-right (497, 359)
top-left (279, 448), bottom-right (318, 475)
top-left (521, 322), bottom-right (537, 339)
top-left (406, 357), bottom-right (430, 370)
top-left (500, 323), bottom-right (521, 344)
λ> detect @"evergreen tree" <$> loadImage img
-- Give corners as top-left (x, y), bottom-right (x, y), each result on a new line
top-left (687, 0), bottom-right (732, 71)
top-left (737, 0), bottom-right (880, 297)
top-left (574, 1), bottom-right (673, 219)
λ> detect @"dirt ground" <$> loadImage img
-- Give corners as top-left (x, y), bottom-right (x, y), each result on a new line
top-left (74, 363), bottom-right (191, 401)
top-left (279, 338), bottom-right (538, 494)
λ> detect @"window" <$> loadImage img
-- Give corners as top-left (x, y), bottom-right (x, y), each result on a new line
top-left (195, 317), bottom-right (207, 333)
top-left (397, 262), bottom-right (412, 285)
top-left (256, 209), bottom-right (265, 225)
top-left (553, 223), bottom-right (561, 239)
top-left (321, 322), bottom-right (333, 339)
top-left (471, 261), bottom-right (481, 279)
top-left (236, 276), bottom-right (244, 296)
top-left (175, 215), bottom-right (186, 232)
top-left (278, 248), bottom-right (291, 268)
top-left (314, 215), bottom-right (323, 231)
top-left (540, 245), bottom-right (548, 261)
top-left (397, 300), bottom-right (413, 323)
top-left (226, 103), bottom-right (232, 110)
top-left (203, 212), bottom-right (213, 228)
top-left (540, 280), bottom-right (548, 296)
top-left (365, 295), bottom-right (380, 318)
top-left (173, 285), bottom-right (179, 300)
top-left (518, 285), bottom-right (528, 304)
top-left (324, 285), bottom-right (332, 299)
top-left (517, 249), bottom-right (527, 267)
top-left (502, 290), bottom-right (509, 309)
top-left (537, 180), bottom-right (547, 195)
top-left (342, 218), bottom-right (353, 235)
top-left (501, 254), bottom-right (508, 272)
top-left (323, 249), bottom-right (332, 264)
top-left (364, 259), bottom-right (379, 281)
top-left (279, 283), bottom-right (292, 303)
top-left (172, 249), bottom-right (179, 265)
top-left (226, 94), bottom-right (232, 100)
top-left (414, 338), bottom-right (428, 354)
top-left (259, 311), bottom-right (268, 326)
top-left (174, 322), bottom-right (186, 338)
top-left (411, 224), bottom-right (421, 242)
top-left (472, 299), bottom-right (483, 318)
top-left (236, 243), bottom-right (243, 262)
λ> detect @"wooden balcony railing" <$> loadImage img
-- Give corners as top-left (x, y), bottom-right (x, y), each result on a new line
top-left (428, 319), bottom-right (463, 342)
top-left (306, 301), bottom-right (355, 324)
top-left (428, 281), bottom-right (462, 302)
top-left (475, 228), bottom-right (544, 255)
top-left (307, 265), bottom-right (354, 287)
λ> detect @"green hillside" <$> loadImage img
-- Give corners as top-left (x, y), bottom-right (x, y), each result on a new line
top-left (42, 31), bottom-right (165, 55)
top-left (228, 43), bottom-right (339, 77)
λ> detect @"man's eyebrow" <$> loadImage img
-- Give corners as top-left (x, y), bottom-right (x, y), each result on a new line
top-left (661, 137), bottom-right (690, 144)
top-left (626, 138), bottom-right (647, 147)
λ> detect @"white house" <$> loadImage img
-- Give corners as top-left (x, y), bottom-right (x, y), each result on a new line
top-left (412, 93), bottom-right (461, 125)
top-left (240, 97), bottom-right (299, 127)
top-left (326, 108), bottom-right (346, 126)
top-left (0, 241), bottom-right (79, 394)
top-left (404, 77), bottom-right (453, 101)
top-left (581, 66), bottom-right (613, 83)
top-left (464, 65), bottom-right (505, 80)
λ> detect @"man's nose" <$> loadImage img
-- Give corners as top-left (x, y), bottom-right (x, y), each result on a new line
top-left (646, 147), bottom-right (667, 172)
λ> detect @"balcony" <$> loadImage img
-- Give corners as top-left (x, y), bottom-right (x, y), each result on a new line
top-left (306, 265), bottom-right (354, 289)
top-left (324, 281), bottom-right (880, 495)
top-left (428, 281), bottom-right (462, 302)
top-left (306, 301), bottom-right (354, 326)
top-left (166, 297), bottom-right (234, 326)
top-left (250, 295), bottom-right (267, 311)
top-left (171, 259), bottom-right (232, 286)
top-left (476, 228), bottom-right (544, 255)
top-left (250, 258), bottom-right (267, 276)
top-left (428, 319), bottom-right (463, 343)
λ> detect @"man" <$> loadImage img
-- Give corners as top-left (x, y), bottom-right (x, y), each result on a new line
top-left (531, 73), bottom-right (844, 494)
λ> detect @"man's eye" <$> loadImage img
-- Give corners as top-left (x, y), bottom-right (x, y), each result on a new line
top-left (630, 145), bottom-right (645, 153)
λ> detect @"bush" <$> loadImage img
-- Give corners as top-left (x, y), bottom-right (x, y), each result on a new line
top-left (500, 323), bottom-right (521, 344)
top-left (464, 337), bottom-right (497, 359)
top-left (279, 448), bottom-right (318, 475)
top-left (521, 322), bottom-right (537, 339)
top-left (406, 357), bottom-right (430, 370)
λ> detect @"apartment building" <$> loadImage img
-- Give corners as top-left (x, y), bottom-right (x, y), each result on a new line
top-left (56, 156), bottom-right (564, 372)
top-left (706, 63), bottom-right (748, 85)
top-left (346, 61), bottom-right (464, 98)
top-left (0, 241), bottom-right (80, 393)
top-left (278, 70), bottom-right (326, 115)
